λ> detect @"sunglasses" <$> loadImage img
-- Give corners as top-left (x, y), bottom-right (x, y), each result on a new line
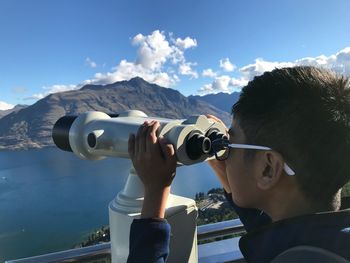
top-left (211, 139), bottom-right (295, 176)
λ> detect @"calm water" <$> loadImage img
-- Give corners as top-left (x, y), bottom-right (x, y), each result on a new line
top-left (0, 148), bottom-right (220, 262)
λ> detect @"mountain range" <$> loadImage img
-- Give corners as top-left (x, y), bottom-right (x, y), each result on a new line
top-left (0, 104), bottom-right (28, 119)
top-left (189, 92), bottom-right (240, 113)
top-left (0, 77), bottom-right (239, 150)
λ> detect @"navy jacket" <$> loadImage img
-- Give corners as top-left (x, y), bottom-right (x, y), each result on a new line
top-left (239, 209), bottom-right (350, 263)
top-left (127, 192), bottom-right (350, 262)
top-left (127, 218), bottom-right (171, 263)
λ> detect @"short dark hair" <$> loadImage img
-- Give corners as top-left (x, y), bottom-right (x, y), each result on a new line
top-left (232, 66), bottom-right (350, 203)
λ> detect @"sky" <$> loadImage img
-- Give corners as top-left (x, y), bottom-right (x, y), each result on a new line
top-left (1, 0), bottom-right (350, 110)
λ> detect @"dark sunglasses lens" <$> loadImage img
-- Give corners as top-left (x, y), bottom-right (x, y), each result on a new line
top-left (212, 139), bottom-right (230, 161)
top-left (212, 139), bottom-right (229, 151)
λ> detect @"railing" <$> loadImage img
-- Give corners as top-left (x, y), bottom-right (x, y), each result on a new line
top-left (5, 243), bottom-right (111, 263)
top-left (5, 219), bottom-right (245, 263)
top-left (197, 218), bottom-right (245, 241)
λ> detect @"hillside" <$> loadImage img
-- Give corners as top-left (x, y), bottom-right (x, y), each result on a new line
top-left (189, 92), bottom-right (240, 113)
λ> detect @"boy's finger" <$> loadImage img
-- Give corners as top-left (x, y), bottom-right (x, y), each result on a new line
top-left (150, 121), bottom-right (160, 143)
top-left (206, 114), bottom-right (226, 126)
top-left (159, 138), bottom-right (177, 163)
top-left (147, 121), bottom-right (160, 154)
top-left (135, 124), bottom-right (144, 154)
top-left (138, 123), bottom-right (148, 153)
top-left (128, 133), bottom-right (135, 158)
top-left (206, 114), bottom-right (219, 121)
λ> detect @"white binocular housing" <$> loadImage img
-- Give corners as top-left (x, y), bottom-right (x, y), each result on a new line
top-left (52, 110), bottom-right (227, 165)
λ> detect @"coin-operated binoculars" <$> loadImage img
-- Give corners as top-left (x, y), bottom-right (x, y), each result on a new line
top-left (52, 110), bottom-right (227, 263)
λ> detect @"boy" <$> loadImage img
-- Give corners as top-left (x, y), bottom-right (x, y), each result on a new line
top-left (127, 66), bottom-right (350, 262)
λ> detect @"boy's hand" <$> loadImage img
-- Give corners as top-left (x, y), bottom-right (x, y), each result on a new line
top-left (128, 120), bottom-right (177, 218)
top-left (206, 114), bottom-right (231, 193)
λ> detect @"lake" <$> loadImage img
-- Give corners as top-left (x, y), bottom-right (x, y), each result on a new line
top-left (0, 148), bottom-right (221, 262)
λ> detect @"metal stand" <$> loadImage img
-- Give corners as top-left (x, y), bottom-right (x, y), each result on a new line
top-left (109, 166), bottom-right (198, 263)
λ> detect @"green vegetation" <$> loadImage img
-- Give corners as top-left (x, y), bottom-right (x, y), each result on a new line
top-left (195, 188), bottom-right (238, 226)
top-left (75, 227), bottom-right (111, 262)
top-left (195, 188), bottom-right (243, 244)
top-left (76, 226), bottom-right (110, 248)
top-left (342, 181), bottom-right (350, 197)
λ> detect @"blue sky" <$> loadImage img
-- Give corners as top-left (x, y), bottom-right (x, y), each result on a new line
top-left (1, 0), bottom-right (350, 110)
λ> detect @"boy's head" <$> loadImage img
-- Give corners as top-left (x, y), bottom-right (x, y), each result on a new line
top-left (228, 66), bottom-right (350, 211)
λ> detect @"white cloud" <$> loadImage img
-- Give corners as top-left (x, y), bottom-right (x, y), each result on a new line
top-left (231, 77), bottom-right (249, 88)
top-left (200, 58), bottom-right (297, 94)
top-left (202, 68), bottom-right (217, 78)
top-left (199, 84), bottom-right (214, 93)
top-left (25, 84), bottom-right (79, 100)
top-left (43, 84), bottom-right (79, 93)
top-left (133, 30), bottom-right (173, 71)
top-left (86, 59), bottom-right (178, 88)
top-left (24, 94), bottom-right (44, 101)
top-left (212, 76), bottom-right (232, 92)
top-left (296, 55), bottom-right (329, 66)
top-left (199, 75), bottom-right (235, 94)
top-left (85, 57), bottom-right (97, 68)
top-left (295, 47), bottom-right (350, 76)
top-left (179, 62), bottom-right (198, 78)
top-left (199, 47), bottom-right (350, 95)
top-left (220, 58), bottom-right (236, 72)
top-left (175, 37), bottom-right (197, 49)
top-left (25, 30), bottom-right (199, 101)
top-left (199, 58), bottom-right (297, 95)
top-left (0, 101), bottom-right (14, 110)
top-left (239, 58), bottom-right (294, 81)
top-left (87, 30), bottom-right (198, 87)
top-left (238, 47), bottom-right (350, 84)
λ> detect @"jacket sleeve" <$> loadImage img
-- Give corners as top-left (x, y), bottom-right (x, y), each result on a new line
top-left (127, 218), bottom-right (171, 263)
top-left (224, 190), bottom-right (271, 232)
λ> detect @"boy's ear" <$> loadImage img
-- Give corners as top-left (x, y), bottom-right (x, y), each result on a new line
top-left (256, 151), bottom-right (284, 190)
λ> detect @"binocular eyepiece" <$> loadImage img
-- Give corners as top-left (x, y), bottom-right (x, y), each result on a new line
top-left (52, 111), bottom-right (227, 165)
top-left (186, 132), bottom-right (211, 160)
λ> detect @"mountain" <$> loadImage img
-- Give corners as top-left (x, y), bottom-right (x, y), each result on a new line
top-left (0, 104), bottom-right (28, 119)
top-left (0, 77), bottom-right (231, 150)
top-left (189, 92), bottom-right (240, 113)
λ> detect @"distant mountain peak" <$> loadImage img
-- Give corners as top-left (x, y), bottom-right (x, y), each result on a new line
top-left (81, 77), bottom-right (149, 91)
top-left (129, 76), bottom-right (146, 82)
top-left (127, 77), bottom-right (165, 89)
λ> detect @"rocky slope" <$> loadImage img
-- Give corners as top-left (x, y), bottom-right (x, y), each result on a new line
top-left (189, 92), bottom-right (240, 113)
